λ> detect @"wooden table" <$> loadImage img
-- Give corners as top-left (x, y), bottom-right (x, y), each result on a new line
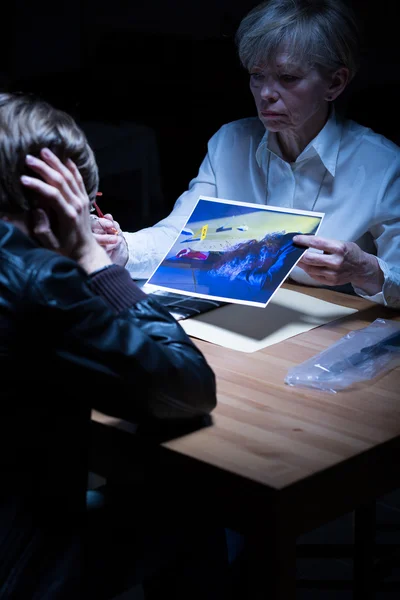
top-left (90, 283), bottom-right (400, 599)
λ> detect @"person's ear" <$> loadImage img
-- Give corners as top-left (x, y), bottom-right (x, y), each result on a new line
top-left (325, 67), bottom-right (349, 102)
top-left (30, 208), bottom-right (60, 250)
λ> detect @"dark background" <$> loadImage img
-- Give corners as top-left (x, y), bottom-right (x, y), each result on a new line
top-left (1, 0), bottom-right (399, 230)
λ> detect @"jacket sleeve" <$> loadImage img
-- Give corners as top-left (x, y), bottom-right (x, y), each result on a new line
top-left (26, 257), bottom-right (217, 421)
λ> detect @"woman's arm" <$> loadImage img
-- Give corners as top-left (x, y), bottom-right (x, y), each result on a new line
top-left (90, 139), bottom-right (219, 279)
top-left (293, 162), bottom-right (400, 307)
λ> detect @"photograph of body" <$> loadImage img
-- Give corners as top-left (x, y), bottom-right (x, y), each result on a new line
top-left (146, 197), bottom-right (323, 306)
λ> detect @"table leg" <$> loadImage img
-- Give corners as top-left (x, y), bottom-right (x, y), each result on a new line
top-left (353, 502), bottom-right (376, 600)
top-left (244, 523), bottom-right (297, 600)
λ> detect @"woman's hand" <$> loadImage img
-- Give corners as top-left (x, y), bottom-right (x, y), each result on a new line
top-left (21, 148), bottom-right (112, 274)
top-left (293, 235), bottom-right (384, 295)
top-left (90, 214), bottom-right (129, 267)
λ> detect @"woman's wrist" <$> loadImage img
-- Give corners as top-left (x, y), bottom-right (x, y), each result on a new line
top-left (121, 233), bottom-right (129, 267)
top-left (351, 254), bottom-right (384, 296)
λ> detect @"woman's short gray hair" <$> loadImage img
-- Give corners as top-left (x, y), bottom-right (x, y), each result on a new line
top-left (0, 92), bottom-right (99, 214)
top-left (235, 0), bottom-right (361, 80)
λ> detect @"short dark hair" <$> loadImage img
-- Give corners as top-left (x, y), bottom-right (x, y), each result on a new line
top-left (0, 92), bottom-right (99, 214)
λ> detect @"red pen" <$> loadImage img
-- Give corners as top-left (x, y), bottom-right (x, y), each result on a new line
top-left (93, 193), bottom-right (119, 235)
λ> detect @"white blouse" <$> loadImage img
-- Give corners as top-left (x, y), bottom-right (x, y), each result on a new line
top-left (125, 109), bottom-right (400, 308)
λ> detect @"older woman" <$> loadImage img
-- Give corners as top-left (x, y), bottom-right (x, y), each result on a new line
top-left (93, 0), bottom-right (400, 308)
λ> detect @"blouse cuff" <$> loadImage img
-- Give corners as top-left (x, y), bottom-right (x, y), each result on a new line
top-left (352, 257), bottom-right (392, 306)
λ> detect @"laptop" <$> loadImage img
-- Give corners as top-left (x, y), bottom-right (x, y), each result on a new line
top-left (146, 288), bottom-right (228, 321)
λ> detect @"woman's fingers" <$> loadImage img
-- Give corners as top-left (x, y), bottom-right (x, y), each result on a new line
top-left (103, 213), bottom-right (120, 227)
top-left (93, 232), bottom-right (119, 247)
top-left (90, 215), bottom-right (120, 235)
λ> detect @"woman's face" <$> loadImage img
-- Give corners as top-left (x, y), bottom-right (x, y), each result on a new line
top-left (249, 51), bottom-right (332, 136)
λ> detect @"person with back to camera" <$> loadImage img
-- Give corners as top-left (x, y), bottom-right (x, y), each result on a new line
top-left (0, 92), bottom-right (234, 599)
top-left (92, 0), bottom-right (400, 308)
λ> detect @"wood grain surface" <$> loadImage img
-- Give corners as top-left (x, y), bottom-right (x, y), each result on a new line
top-left (92, 283), bottom-right (400, 491)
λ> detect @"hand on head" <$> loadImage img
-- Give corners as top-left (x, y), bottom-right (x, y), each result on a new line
top-left (21, 148), bottom-right (112, 273)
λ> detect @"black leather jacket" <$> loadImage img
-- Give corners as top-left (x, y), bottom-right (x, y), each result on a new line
top-left (0, 221), bottom-right (217, 599)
